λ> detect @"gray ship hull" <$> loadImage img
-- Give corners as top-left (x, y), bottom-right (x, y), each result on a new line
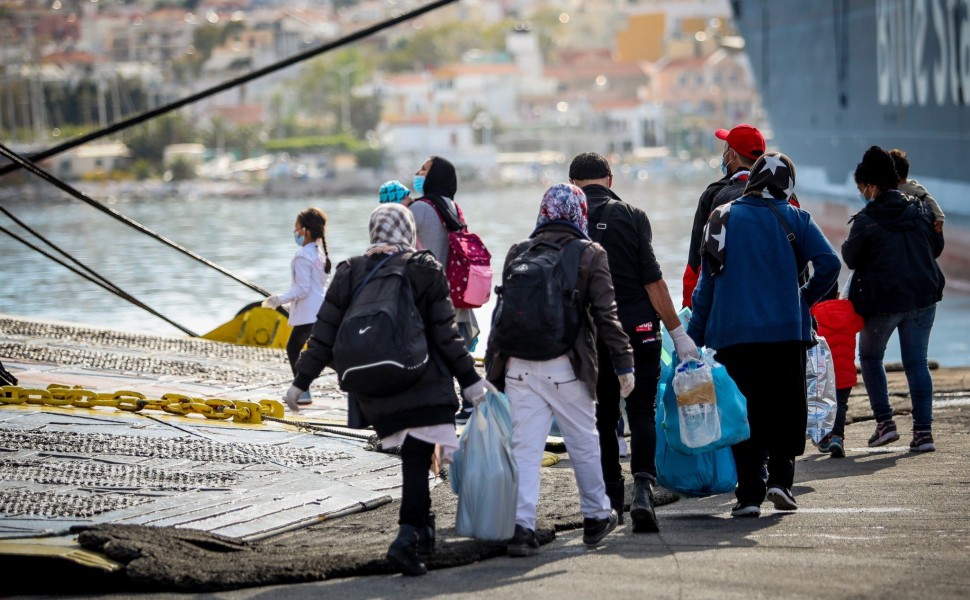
top-left (731, 0), bottom-right (970, 214)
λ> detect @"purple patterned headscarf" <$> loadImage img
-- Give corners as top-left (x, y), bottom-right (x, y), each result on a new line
top-left (535, 183), bottom-right (589, 234)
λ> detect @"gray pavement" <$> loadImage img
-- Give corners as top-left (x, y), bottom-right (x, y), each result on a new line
top-left (18, 396), bottom-right (970, 600)
top-left (4, 315), bottom-right (970, 599)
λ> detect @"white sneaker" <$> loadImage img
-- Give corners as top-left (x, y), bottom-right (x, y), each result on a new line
top-left (766, 486), bottom-right (798, 511)
top-left (617, 436), bottom-right (629, 458)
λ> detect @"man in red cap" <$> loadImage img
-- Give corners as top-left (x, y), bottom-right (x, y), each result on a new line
top-left (682, 124), bottom-right (766, 307)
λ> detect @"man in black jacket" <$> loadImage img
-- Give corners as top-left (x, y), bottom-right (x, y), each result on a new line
top-left (682, 124), bottom-right (765, 307)
top-left (569, 152), bottom-right (699, 533)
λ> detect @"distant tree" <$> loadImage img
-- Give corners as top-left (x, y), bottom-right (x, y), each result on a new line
top-left (168, 156), bottom-right (197, 181)
top-left (123, 112), bottom-right (198, 166)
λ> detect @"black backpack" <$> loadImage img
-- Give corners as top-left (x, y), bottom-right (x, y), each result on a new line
top-left (332, 252), bottom-right (429, 396)
top-left (490, 238), bottom-right (591, 360)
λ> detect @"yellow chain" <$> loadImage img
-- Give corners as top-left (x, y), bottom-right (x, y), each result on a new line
top-left (0, 384), bottom-right (284, 424)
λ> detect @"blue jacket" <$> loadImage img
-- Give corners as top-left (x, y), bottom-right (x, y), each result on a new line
top-left (687, 196), bottom-right (841, 350)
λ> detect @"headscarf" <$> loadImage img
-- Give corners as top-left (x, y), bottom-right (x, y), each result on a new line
top-left (366, 203), bottom-right (417, 256)
top-left (534, 182), bottom-right (589, 236)
top-left (742, 151), bottom-right (796, 200)
top-left (703, 152), bottom-right (797, 277)
top-left (423, 156), bottom-right (458, 200)
top-left (419, 156), bottom-right (464, 231)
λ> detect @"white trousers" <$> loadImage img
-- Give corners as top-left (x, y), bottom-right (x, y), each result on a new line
top-left (505, 355), bottom-right (611, 530)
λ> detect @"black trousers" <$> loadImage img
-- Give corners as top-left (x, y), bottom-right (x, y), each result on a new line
top-left (286, 323), bottom-right (313, 376)
top-left (716, 341), bottom-right (807, 506)
top-left (596, 334), bottom-right (662, 482)
top-left (399, 435), bottom-right (435, 527)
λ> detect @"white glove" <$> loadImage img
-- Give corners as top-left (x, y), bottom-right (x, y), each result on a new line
top-left (283, 384), bottom-right (304, 413)
top-left (618, 372), bottom-right (635, 399)
top-left (262, 295), bottom-right (281, 309)
top-left (670, 326), bottom-right (700, 361)
top-left (461, 379), bottom-right (499, 407)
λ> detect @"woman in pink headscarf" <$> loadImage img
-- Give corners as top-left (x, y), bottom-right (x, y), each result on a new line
top-left (485, 183), bottom-right (634, 556)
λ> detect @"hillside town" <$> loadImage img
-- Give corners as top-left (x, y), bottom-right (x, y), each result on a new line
top-left (1, 0), bottom-right (761, 190)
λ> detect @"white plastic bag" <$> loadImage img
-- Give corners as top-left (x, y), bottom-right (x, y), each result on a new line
top-left (806, 336), bottom-right (838, 443)
top-left (672, 357), bottom-right (721, 448)
top-left (450, 390), bottom-right (517, 541)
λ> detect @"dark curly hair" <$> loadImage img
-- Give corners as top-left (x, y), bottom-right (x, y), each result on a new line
top-left (854, 146), bottom-right (898, 191)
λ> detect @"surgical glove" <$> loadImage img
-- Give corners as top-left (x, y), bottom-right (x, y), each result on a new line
top-left (671, 326), bottom-right (700, 361)
top-left (283, 384), bottom-right (303, 413)
top-left (461, 379), bottom-right (498, 407)
top-left (262, 295), bottom-right (281, 309)
top-left (619, 373), bottom-right (636, 398)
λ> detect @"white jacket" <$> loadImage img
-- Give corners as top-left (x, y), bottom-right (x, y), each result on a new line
top-left (279, 242), bottom-right (328, 326)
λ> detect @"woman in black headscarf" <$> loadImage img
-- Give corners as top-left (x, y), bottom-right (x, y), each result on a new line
top-left (409, 156), bottom-right (483, 422)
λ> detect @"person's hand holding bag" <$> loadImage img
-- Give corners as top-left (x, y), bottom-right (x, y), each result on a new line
top-left (461, 379), bottom-right (499, 407)
top-left (671, 326), bottom-right (700, 361)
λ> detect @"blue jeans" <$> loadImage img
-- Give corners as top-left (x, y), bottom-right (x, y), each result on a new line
top-left (859, 304), bottom-right (937, 431)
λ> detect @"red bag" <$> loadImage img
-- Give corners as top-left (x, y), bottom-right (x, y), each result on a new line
top-left (419, 199), bottom-right (493, 309)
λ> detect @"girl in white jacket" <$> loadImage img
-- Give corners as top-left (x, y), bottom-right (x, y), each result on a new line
top-left (264, 207), bottom-right (332, 404)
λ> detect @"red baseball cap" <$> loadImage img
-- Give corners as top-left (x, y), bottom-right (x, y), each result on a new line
top-left (715, 124), bottom-right (766, 160)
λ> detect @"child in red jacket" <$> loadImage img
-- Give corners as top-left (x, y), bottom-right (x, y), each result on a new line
top-left (811, 284), bottom-right (865, 457)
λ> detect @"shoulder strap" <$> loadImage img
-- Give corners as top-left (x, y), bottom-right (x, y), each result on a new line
top-left (590, 200), bottom-right (618, 243)
top-left (760, 199), bottom-right (808, 282)
top-left (761, 198), bottom-right (797, 252)
top-left (418, 197), bottom-right (465, 232)
top-left (352, 251), bottom-right (406, 298)
top-left (560, 239), bottom-right (592, 291)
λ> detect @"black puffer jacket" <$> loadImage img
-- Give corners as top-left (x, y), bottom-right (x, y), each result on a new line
top-left (842, 189), bottom-right (945, 317)
top-left (293, 251), bottom-right (480, 437)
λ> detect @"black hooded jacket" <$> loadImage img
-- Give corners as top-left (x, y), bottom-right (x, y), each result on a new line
top-left (842, 189), bottom-right (945, 317)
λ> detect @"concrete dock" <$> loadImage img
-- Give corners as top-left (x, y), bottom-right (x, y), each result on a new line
top-left (3, 314), bottom-right (970, 598)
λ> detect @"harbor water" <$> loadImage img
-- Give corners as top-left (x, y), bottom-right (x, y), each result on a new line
top-left (3, 171), bottom-right (969, 366)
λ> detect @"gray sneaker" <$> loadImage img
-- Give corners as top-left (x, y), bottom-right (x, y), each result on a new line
top-left (582, 509), bottom-right (618, 545)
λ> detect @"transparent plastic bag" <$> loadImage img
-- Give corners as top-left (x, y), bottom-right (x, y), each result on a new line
top-left (450, 390), bottom-right (517, 541)
top-left (806, 336), bottom-right (837, 444)
top-left (672, 358), bottom-right (721, 448)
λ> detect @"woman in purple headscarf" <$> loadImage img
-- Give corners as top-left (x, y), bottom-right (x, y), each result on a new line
top-left (485, 183), bottom-right (634, 556)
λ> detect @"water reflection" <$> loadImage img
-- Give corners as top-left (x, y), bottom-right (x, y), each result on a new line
top-left (2, 173), bottom-right (968, 366)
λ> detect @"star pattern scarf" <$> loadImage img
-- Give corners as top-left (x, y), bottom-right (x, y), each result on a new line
top-left (702, 151), bottom-right (797, 276)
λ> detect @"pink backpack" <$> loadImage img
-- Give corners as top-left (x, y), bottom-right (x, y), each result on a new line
top-left (419, 199), bottom-right (493, 309)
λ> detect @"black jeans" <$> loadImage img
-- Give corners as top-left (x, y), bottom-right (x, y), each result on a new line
top-left (286, 323), bottom-right (313, 376)
top-left (716, 341), bottom-right (807, 506)
top-left (596, 333), bottom-right (662, 483)
top-left (399, 435), bottom-right (434, 527)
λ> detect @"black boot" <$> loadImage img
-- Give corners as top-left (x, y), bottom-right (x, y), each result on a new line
top-left (605, 477), bottom-right (626, 525)
top-left (416, 513), bottom-right (435, 558)
top-left (386, 524), bottom-right (427, 576)
top-left (630, 472), bottom-right (660, 533)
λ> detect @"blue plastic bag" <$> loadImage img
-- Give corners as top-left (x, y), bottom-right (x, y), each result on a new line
top-left (656, 383), bottom-right (738, 497)
top-left (662, 351), bottom-right (750, 456)
top-left (450, 390), bottom-right (517, 541)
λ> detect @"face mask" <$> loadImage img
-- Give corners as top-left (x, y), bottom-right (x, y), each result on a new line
top-left (294, 232), bottom-right (305, 246)
top-left (720, 160), bottom-right (728, 176)
top-left (858, 185), bottom-right (873, 203)
top-left (412, 175), bottom-right (425, 196)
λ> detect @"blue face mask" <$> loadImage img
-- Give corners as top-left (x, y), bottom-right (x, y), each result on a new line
top-left (413, 175), bottom-right (425, 196)
top-left (294, 232), bottom-right (305, 246)
top-left (720, 160), bottom-right (728, 176)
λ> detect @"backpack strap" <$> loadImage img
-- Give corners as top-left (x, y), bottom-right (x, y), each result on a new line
top-left (590, 200), bottom-right (618, 243)
top-left (352, 251), bottom-right (406, 298)
top-left (417, 197), bottom-right (465, 232)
